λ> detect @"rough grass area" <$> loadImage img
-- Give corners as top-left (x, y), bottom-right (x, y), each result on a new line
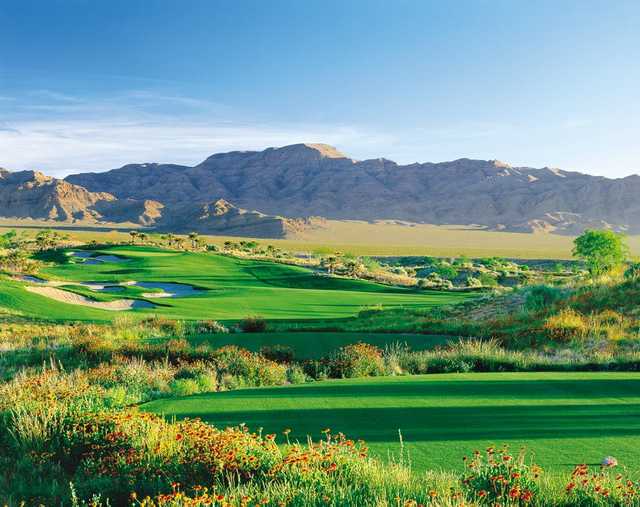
top-left (187, 331), bottom-right (453, 359)
top-left (0, 246), bottom-right (475, 321)
top-left (144, 372), bottom-right (640, 473)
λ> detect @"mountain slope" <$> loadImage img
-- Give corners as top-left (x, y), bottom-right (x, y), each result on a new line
top-left (0, 169), bottom-right (162, 225)
top-left (65, 143), bottom-right (640, 234)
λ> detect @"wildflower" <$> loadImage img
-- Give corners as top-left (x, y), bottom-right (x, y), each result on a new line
top-left (566, 482), bottom-right (576, 492)
top-left (521, 490), bottom-right (533, 502)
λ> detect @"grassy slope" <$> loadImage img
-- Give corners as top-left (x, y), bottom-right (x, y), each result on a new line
top-left (0, 246), bottom-right (474, 322)
top-left (144, 372), bottom-right (640, 472)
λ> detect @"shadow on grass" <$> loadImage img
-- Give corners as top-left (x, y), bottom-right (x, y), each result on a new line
top-left (174, 378), bottom-right (640, 400)
top-left (158, 403), bottom-right (640, 443)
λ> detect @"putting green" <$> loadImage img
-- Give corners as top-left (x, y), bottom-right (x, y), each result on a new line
top-left (144, 372), bottom-right (640, 472)
top-left (0, 246), bottom-right (475, 322)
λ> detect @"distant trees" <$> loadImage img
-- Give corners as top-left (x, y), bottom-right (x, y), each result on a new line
top-left (34, 229), bottom-right (66, 251)
top-left (129, 231), bottom-right (138, 245)
top-left (573, 229), bottom-right (628, 276)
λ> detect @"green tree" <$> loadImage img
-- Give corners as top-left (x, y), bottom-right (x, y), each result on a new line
top-left (436, 265), bottom-right (458, 281)
top-left (129, 230), bottom-right (138, 245)
top-left (572, 229), bottom-right (628, 276)
top-left (624, 262), bottom-right (640, 281)
top-left (0, 230), bottom-right (17, 249)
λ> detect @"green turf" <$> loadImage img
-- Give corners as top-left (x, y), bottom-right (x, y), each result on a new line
top-left (188, 332), bottom-right (453, 359)
top-left (143, 372), bottom-right (640, 472)
top-left (0, 246), bottom-right (475, 322)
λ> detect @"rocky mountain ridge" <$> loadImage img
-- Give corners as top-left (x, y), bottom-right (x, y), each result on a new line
top-left (1, 143), bottom-right (638, 236)
top-left (65, 143), bottom-right (640, 235)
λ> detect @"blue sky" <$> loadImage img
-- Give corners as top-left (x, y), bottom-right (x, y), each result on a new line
top-left (0, 0), bottom-right (639, 177)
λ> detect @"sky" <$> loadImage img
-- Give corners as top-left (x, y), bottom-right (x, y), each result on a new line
top-left (0, 0), bottom-right (639, 178)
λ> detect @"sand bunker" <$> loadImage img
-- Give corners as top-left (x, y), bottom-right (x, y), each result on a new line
top-left (68, 251), bottom-right (129, 264)
top-left (26, 286), bottom-right (154, 311)
top-left (132, 282), bottom-right (203, 298)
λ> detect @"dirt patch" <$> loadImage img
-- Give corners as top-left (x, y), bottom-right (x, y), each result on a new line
top-left (25, 286), bottom-right (154, 311)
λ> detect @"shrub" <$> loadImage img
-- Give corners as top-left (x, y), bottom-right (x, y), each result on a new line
top-left (192, 320), bottom-right (229, 334)
top-left (466, 276), bottom-right (482, 288)
top-left (260, 344), bottom-right (295, 363)
top-left (239, 316), bottom-right (267, 333)
top-left (286, 364), bottom-right (308, 384)
top-left (524, 285), bottom-right (564, 312)
top-left (329, 342), bottom-right (386, 378)
top-left (624, 262), bottom-right (640, 280)
top-left (478, 272), bottom-right (498, 287)
top-left (436, 265), bottom-right (459, 280)
top-left (212, 346), bottom-right (287, 386)
top-left (544, 309), bottom-right (588, 341)
top-left (169, 378), bottom-right (200, 396)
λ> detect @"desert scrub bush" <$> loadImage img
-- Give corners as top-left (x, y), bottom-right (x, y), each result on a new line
top-left (286, 364), bottom-right (307, 384)
top-left (140, 316), bottom-right (187, 338)
top-left (239, 316), bottom-right (267, 333)
top-left (461, 446), bottom-right (541, 505)
top-left (478, 272), bottom-right (499, 287)
top-left (87, 357), bottom-right (175, 403)
top-left (212, 346), bottom-right (287, 387)
top-left (397, 340), bottom-right (535, 374)
top-left (524, 285), bottom-right (564, 312)
top-left (328, 342), bottom-right (386, 378)
top-left (544, 308), bottom-right (589, 341)
top-left (260, 344), bottom-right (295, 363)
top-left (190, 320), bottom-right (229, 334)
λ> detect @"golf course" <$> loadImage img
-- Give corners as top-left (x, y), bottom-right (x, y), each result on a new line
top-left (144, 372), bottom-right (640, 472)
top-left (0, 245), bottom-right (475, 321)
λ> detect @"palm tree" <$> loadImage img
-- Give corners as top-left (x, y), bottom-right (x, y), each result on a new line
top-left (188, 232), bottom-right (199, 250)
top-left (321, 255), bottom-right (339, 275)
top-left (344, 258), bottom-right (364, 278)
top-left (129, 231), bottom-right (138, 245)
top-left (175, 237), bottom-right (186, 250)
top-left (138, 232), bottom-right (148, 245)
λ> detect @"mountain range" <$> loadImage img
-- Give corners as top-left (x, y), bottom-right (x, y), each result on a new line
top-left (1, 143), bottom-right (638, 237)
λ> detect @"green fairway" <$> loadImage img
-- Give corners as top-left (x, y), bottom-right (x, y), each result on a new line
top-left (143, 372), bottom-right (640, 472)
top-left (188, 331), bottom-right (453, 359)
top-left (0, 246), bottom-right (475, 322)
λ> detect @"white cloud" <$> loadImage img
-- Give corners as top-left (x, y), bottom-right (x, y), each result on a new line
top-left (0, 116), bottom-right (393, 176)
top-left (0, 89), bottom-right (398, 176)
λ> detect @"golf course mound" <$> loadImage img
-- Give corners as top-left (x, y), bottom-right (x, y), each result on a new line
top-left (143, 371), bottom-right (640, 472)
